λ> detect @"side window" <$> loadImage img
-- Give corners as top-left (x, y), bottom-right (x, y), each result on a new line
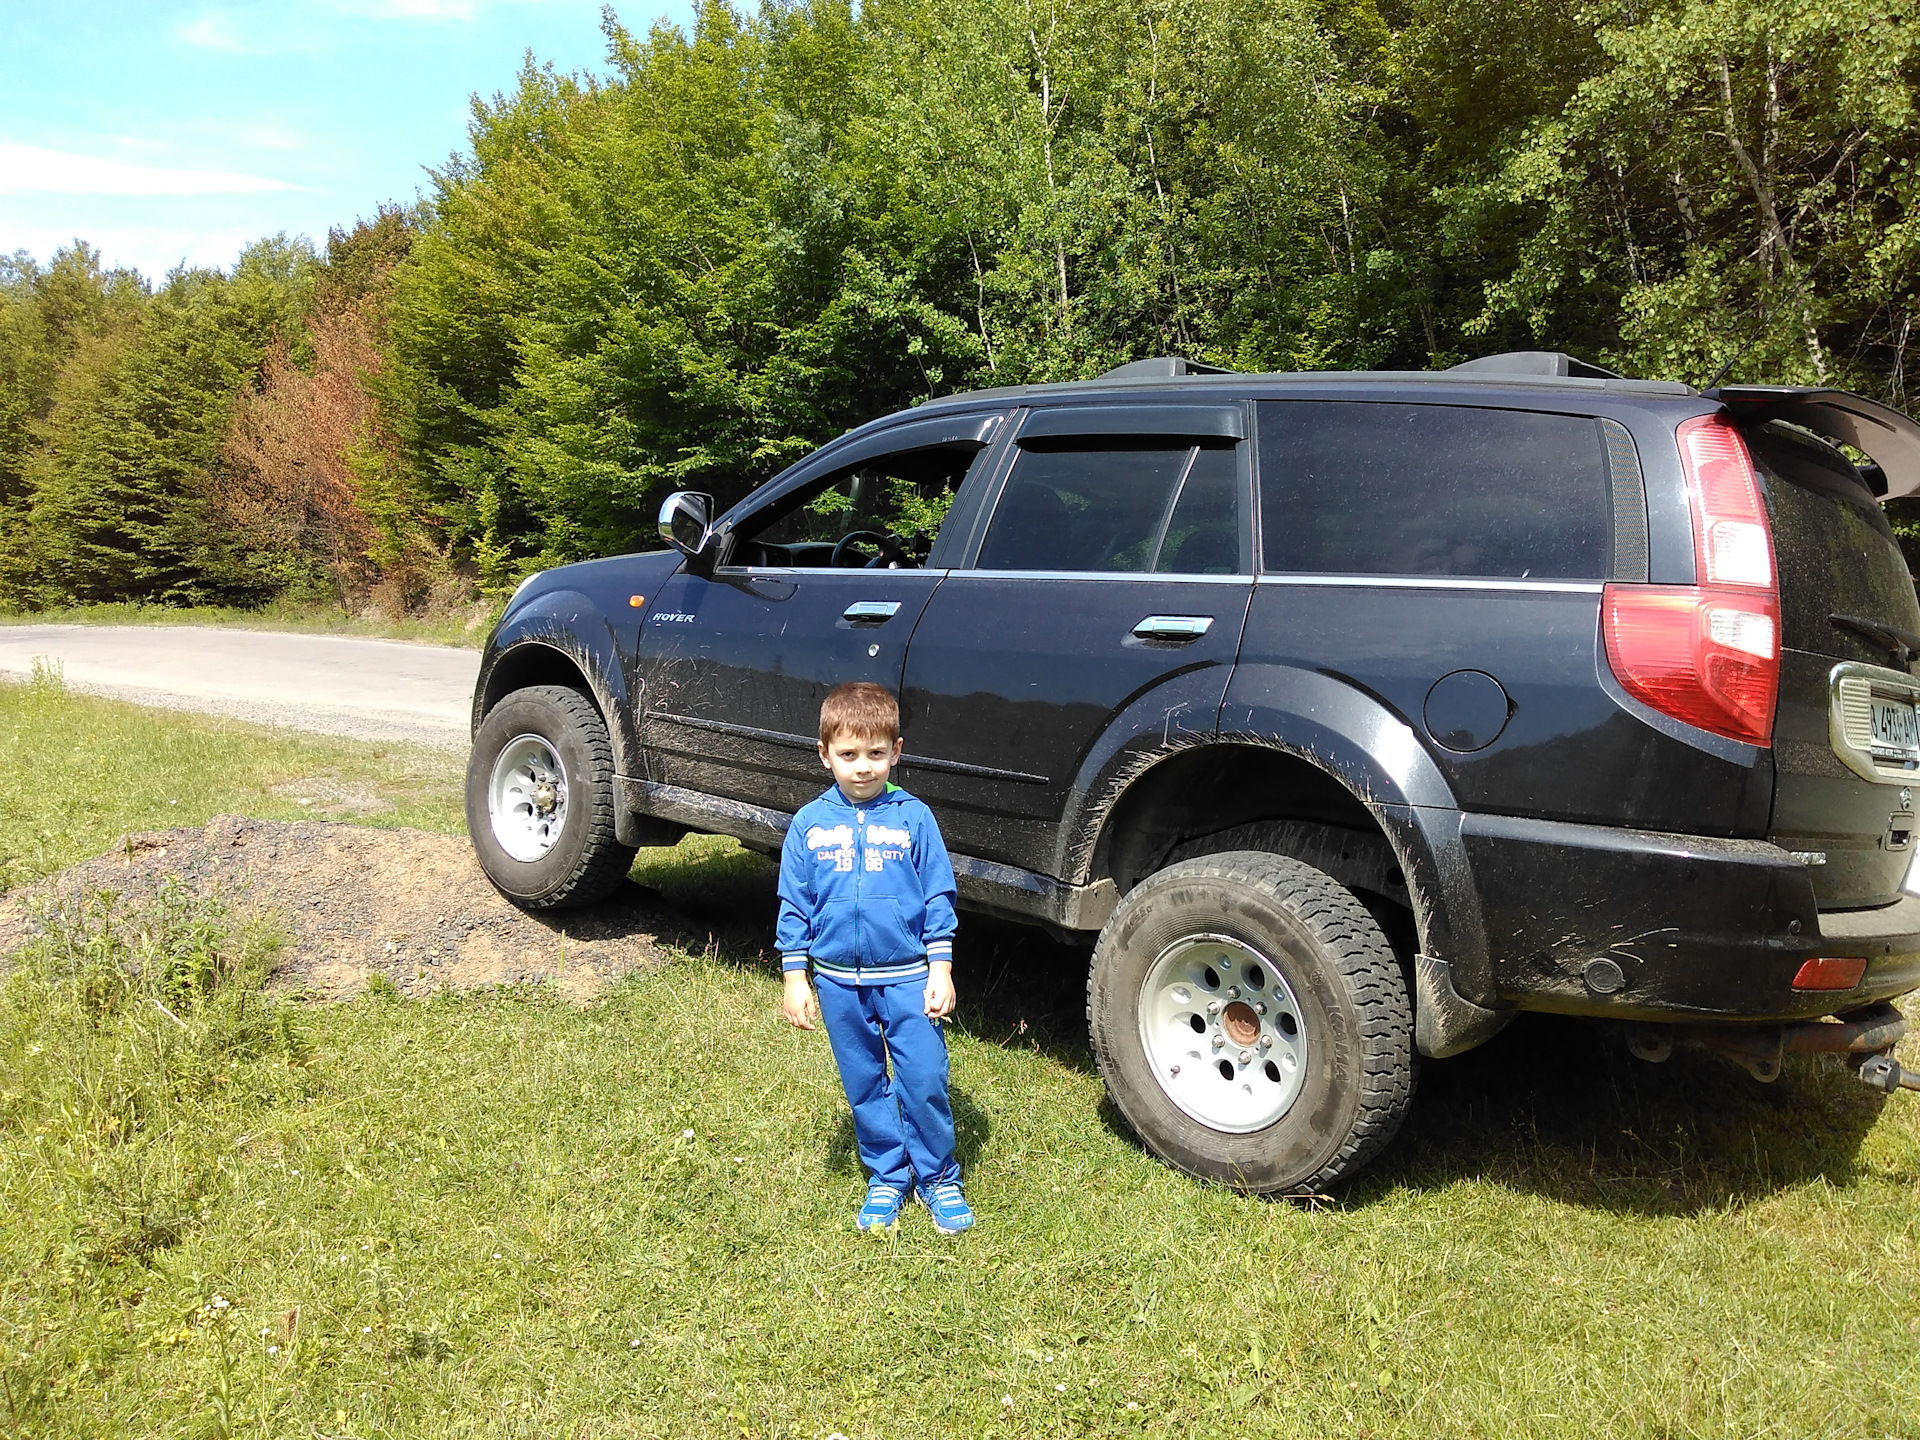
top-left (728, 443), bottom-right (982, 569)
top-left (976, 441), bottom-right (1241, 573)
top-left (1258, 402), bottom-right (1611, 579)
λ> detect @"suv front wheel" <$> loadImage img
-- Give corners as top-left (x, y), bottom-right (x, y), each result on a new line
top-left (466, 685), bottom-right (636, 909)
top-left (1087, 852), bottom-right (1415, 1193)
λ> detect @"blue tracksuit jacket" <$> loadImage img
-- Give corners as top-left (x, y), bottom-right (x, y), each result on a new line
top-left (777, 783), bottom-right (957, 984)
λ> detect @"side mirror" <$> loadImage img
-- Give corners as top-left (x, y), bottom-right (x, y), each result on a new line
top-left (658, 491), bottom-right (714, 558)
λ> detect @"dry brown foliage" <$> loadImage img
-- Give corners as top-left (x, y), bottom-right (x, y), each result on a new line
top-left (213, 305), bottom-right (382, 602)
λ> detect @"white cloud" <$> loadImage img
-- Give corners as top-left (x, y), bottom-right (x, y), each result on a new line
top-left (176, 11), bottom-right (250, 51)
top-left (2, 225), bottom-right (280, 280)
top-left (0, 144), bottom-right (296, 197)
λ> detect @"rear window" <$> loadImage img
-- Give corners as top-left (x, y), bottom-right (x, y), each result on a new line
top-left (1258, 401), bottom-right (1611, 579)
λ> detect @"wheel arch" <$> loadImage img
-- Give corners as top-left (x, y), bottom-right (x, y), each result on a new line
top-left (473, 594), bottom-right (635, 778)
top-left (1067, 663), bottom-right (1496, 1010)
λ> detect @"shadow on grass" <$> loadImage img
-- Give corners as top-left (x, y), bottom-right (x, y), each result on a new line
top-left (619, 837), bottom-right (1896, 1214)
top-left (1356, 1012), bottom-right (1894, 1216)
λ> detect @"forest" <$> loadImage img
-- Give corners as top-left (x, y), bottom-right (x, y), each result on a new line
top-left (2, 0), bottom-right (1916, 612)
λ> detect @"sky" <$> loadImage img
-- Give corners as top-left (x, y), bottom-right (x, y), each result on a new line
top-left (0, 0), bottom-right (697, 281)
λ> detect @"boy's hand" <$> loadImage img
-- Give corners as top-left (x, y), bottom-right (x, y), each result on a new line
top-left (782, 972), bottom-right (819, 1030)
top-left (924, 961), bottom-right (956, 1020)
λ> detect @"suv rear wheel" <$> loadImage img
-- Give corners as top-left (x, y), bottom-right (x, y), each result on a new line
top-left (466, 685), bottom-right (636, 909)
top-left (1087, 852), bottom-right (1415, 1193)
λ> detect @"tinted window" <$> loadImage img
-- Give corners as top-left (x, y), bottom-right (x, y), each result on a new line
top-left (1259, 402), bottom-right (1610, 579)
top-left (977, 443), bottom-right (1240, 573)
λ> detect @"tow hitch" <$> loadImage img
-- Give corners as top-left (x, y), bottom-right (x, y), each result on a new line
top-left (1624, 1001), bottom-right (1912, 1084)
top-left (1858, 1054), bottom-right (1920, 1093)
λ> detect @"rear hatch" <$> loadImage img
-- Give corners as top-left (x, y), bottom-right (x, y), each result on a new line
top-left (1725, 396), bottom-right (1920, 907)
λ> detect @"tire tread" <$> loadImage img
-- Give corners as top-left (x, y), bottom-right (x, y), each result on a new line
top-left (475, 684), bottom-right (635, 910)
top-left (1086, 850), bottom-right (1415, 1194)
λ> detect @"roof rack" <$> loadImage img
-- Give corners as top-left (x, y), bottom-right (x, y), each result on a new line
top-left (1097, 357), bottom-right (1238, 380)
top-left (1446, 351), bottom-right (1623, 380)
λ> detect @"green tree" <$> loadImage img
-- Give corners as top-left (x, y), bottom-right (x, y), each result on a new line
top-left (10, 238), bottom-right (315, 606)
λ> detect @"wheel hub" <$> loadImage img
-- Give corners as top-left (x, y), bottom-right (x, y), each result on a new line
top-left (1221, 1001), bottom-right (1261, 1046)
top-left (488, 734), bottom-right (570, 863)
top-left (1138, 933), bottom-right (1308, 1133)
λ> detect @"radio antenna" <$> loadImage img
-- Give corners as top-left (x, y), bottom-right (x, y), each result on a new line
top-left (1700, 254), bottom-right (1826, 392)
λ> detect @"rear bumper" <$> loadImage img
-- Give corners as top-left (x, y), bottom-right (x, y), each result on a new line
top-left (1456, 811), bottom-right (1920, 1022)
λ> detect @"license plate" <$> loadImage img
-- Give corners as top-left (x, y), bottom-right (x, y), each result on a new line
top-left (1871, 696), bottom-right (1920, 757)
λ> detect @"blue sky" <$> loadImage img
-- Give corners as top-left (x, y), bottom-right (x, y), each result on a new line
top-left (0, 0), bottom-right (696, 280)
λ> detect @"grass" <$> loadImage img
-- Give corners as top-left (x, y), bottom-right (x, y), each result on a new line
top-left (3, 684), bottom-right (1920, 1437)
top-left (0, 599), bottom-right (497, 650)
top-left (0, 667), bottom-right (464, 893)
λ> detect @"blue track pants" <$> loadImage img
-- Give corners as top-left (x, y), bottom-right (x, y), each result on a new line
top-left (813, 974), bottom-right (959, 1190)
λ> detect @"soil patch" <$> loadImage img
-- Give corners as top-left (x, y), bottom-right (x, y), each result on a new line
top-left (0, 816), bottom-right (694, 1005)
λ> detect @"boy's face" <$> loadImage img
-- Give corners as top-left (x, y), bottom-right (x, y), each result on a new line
top-left (818, 727), bottom-right (903, 802)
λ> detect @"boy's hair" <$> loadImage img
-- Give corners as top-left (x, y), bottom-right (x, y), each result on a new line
top-left (819, 682), bottom-right (900, 746)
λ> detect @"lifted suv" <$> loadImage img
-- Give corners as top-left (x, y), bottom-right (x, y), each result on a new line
top-left (467, 351), bottom-right (1920, 1192)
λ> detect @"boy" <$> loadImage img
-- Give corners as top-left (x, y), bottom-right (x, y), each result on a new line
top-left (777, 682), bottom-right (974, 1235)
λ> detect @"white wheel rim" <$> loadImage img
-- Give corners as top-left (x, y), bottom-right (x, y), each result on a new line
top-left (488, 734), bottom-right (569, 862)
top-left (1138, 933), bottom-right (1309, 1133)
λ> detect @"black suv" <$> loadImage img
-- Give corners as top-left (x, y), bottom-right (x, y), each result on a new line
top-left (465, 351), bottom-right (1920, 1192)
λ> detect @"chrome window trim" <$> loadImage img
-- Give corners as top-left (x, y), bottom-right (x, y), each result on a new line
top-left (944, 569), bottom-right (1253, 584)
top-left (1254, 574), bottom-right (1605, 594)
top-left (709, 566), bottom-right (954, 579)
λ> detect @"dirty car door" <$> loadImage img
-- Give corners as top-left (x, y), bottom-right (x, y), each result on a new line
top-left (638, 413), bottom-right (1003, 815)
top-left (899, 404), bottom-right (1255, 873)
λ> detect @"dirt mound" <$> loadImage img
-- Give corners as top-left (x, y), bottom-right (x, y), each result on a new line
top-left (0, 816), bottom-right (688, 1004)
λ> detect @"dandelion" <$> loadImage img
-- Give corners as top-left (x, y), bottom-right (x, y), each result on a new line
top-left (259, 1327), bottom-right (271, 1337)
top-left (1127, 1401), bottom-right (1139, 1411)
top-left (266, 1344), bottom-right (279, 1356)
top-left (1001, 1396), bottom-right (1014, 1409)
top-left (630, 1339), bottom-right (641, 1348)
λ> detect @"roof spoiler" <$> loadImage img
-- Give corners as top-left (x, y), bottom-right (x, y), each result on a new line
top-left (1708, 386), bottom-right (1920, 503)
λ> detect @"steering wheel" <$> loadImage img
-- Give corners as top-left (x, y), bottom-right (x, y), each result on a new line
top-left (831, 529), bottom-right (914, 569)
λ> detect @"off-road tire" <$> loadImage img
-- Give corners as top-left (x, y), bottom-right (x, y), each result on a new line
top-left (466, 685), bottom-right (636, 910)
top-left (1087, 851), bottom-right (1415, 1193)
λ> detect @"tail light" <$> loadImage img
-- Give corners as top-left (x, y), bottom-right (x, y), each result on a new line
top-left (1604, 416), bottom-right (1779, 747)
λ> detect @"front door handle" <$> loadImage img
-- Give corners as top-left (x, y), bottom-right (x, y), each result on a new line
top-left (1132, 614), bottom-right (1214, 641)
top-left (844, 600), bottom-right (903, 624)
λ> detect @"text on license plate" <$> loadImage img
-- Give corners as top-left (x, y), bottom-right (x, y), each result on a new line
top-left (1871, 697), bottom-right (1920, 753)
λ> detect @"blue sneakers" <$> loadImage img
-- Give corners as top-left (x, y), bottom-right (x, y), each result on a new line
top-left (856, 1180), bottom-right (907, 1233)
top-left (922, 1180), bottom-right (975, 1235)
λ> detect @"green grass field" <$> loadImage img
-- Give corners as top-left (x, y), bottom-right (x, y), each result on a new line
top-left (3, 679), bottom-right (1919, 1438)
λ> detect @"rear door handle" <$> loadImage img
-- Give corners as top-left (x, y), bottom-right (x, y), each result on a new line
top-left (844, 601), bottom-right (903, 624)
top-left (1132, 614), bottom-right (1214, 641)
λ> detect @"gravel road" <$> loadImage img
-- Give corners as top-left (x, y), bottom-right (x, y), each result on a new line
top-left (0, 624), bottom-right (479, 749)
